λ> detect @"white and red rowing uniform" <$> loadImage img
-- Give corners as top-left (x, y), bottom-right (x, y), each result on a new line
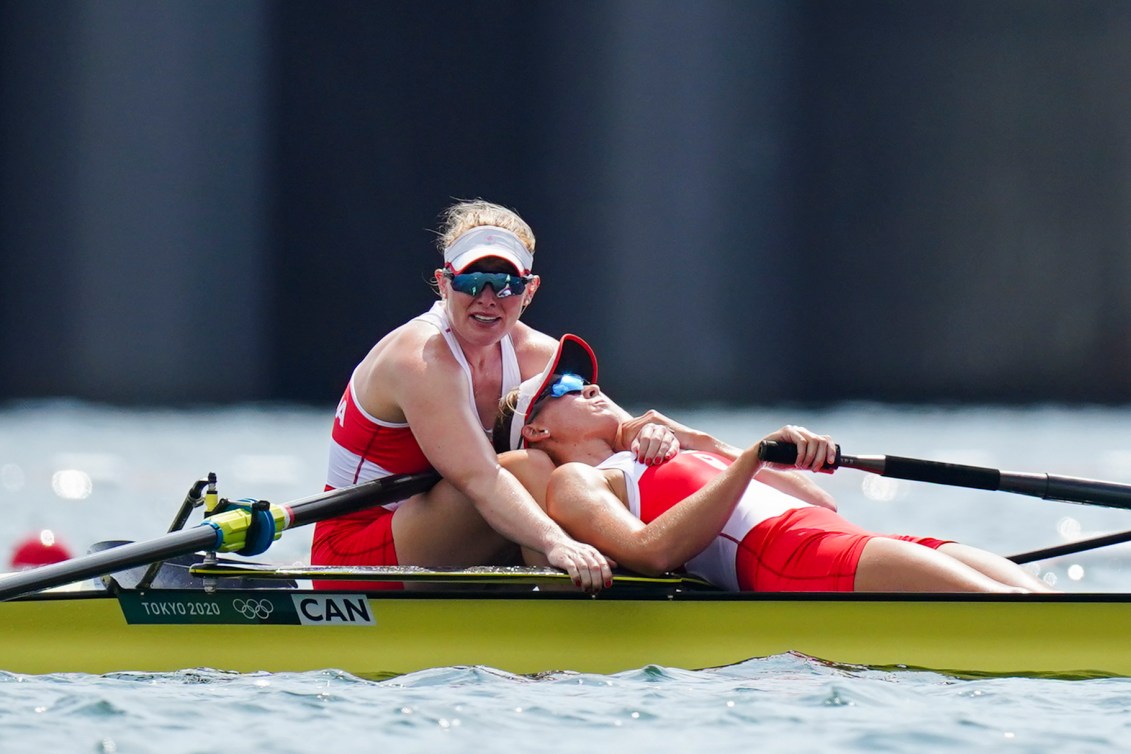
top-left (311, 302), bottom-right (522, 586)
top-left (598, 450), bottom-right (947, 592)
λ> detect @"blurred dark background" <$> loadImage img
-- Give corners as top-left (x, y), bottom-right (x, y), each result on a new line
top-left (3, 0), bottom-right (1130, 409)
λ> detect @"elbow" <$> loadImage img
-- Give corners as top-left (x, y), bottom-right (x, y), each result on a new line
top-left (629, 545), bottom-right (682, 577)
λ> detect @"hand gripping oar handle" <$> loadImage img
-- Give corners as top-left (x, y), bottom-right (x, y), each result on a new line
top-left (0, 470), bottom-right (441, 602)
top-left (759, 441), bottom-right (1131, 511)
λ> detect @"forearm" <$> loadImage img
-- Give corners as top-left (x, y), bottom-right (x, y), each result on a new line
top-left (680, 434), bottom-right (835, 509)
top-left (678, 429), bottom-right (741, 459)
top-left (615, 409), bottom-right (737, 458)
top-left (674, 428), bottom-right (834, 511)
top-left (627, 444), bottom-right (763, 573)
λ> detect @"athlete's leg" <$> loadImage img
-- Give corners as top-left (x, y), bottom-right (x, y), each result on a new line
top-left (390, 481), bottom-right (515, 567)
top-left (390, 449), bottom-right (556, 568)
top-left (854, 538), bottom-right (1030, 593)
top-left (936, 542), bottom-right (1056, 592)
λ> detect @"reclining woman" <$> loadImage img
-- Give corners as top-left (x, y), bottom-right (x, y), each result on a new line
top-left (493, 335), bottom-right (1053, 593)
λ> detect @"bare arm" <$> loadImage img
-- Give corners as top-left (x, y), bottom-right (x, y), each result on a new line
top-left (601, 398), bottom-right (680, 464)
top-left (546, 443), bottom-right (766, 576)
top-left (616, 410), bottom-right (838, 510)
top-left (368, 332), bottom-right (612, 590)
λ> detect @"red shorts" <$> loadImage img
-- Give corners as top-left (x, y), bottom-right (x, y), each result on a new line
top-left (310, 505), bottom-right (402, 591)
top-left (734, 506), bottom-right (949, 592)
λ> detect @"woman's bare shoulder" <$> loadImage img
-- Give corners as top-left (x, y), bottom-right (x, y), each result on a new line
top-left (510, 322), bottom-right (558, 360)
top-left (355, 321), bottom-right (461, 404)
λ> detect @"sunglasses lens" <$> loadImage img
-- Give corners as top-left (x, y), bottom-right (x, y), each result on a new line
top-left (449, 272), bottom-right (527, 298)
top-left (550, 373), bottom-right (586, 397)
top-left (529, 373), bottom-right (587, 421)
top-left (449, 274), bottom-right (481, 296)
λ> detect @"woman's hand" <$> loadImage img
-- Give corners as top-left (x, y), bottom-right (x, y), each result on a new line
top-left (759, 425), bottom-right (837, 473)
top-left (615, 411), bottom-right (681, 465)
top-left (545, 538), bottom-right (616, 593)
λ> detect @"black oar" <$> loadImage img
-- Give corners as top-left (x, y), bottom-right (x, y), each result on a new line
top-left (1009, 529), bottom-right (1131, 564)
top-left (759, 441), bottom-right (1131, 511)
top-left (0, 470), bottom-right (439, 602)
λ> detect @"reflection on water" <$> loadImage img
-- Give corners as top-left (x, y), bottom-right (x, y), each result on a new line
top-left (1, 400), bottom-right (1130, 590)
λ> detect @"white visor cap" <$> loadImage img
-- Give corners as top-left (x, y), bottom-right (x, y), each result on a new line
top-left (507, 334), bottom-right (598, 452)
top-left (444, 226), bottom-right (533, 274)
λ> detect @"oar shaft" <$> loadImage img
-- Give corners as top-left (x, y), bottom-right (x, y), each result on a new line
top-left (0, 528), bottom-right (217, 601)
top-left (284, 471), bottom-right (440, 528)
top-left (1000, 472), bottom-right (1131, 510)
top-left (759, 441), bottom-right (1131, 511)
top-left (1009, 529), bottom-right (1131, 564)
top-left (861, 454), bottom-right (1000, 490)
top-left (0, 470), bottom-right (442, 602)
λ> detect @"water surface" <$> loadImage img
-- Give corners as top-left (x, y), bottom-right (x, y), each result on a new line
top-left (2, 401), bottom-right (1130, 752)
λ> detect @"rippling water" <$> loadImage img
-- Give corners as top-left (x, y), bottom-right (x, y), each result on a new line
top-left (5, 658), bottom-right (1131, 753)
top-left (3, 401), bottom-right (1131, 752)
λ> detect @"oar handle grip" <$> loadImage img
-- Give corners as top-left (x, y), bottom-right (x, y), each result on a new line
top-left (759, 440), bottom-right (842, 468)
top-left (760, 441), bottom-right (1002, 487)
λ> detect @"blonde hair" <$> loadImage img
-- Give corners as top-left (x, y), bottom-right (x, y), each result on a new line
top-left (492, 387), bottom-right (521, 453)
top-left (436, 199), bottom-right (536, 254)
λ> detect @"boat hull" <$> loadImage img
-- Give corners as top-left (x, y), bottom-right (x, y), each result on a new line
top-left (4, 589), bottom-right (1130, 678)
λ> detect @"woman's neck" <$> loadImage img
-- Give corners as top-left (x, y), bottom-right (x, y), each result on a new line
top-left (549, 437), bottom-right (617, 467)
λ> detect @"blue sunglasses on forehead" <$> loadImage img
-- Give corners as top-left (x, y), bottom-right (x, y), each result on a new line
top-left (444, 270), bottom-right (532, 298)
top-left (549, 373), bottom-right (587, 397)
top-left (531, 373), bottom-right (588, 413)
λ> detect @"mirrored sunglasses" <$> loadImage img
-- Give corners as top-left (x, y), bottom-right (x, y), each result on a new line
top-left (445, 270), bottom-right (531, 298)
top-left (530, 373), bottom-right (588, 418)
top-left (548, 373), bottom-right (587, 398)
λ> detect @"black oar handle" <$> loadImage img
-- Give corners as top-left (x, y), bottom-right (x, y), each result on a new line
top-left (760, 441), bottom-right (1131, 511)
top-left (760, 441), bottom-right (1002, 487)
top-left (759, 440), bottom-right (842, 468)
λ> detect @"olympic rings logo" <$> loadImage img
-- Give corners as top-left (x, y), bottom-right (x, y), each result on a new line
top-left (232, 598), bottom-right (274, 621)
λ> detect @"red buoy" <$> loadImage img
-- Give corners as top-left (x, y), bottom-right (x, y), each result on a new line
top-left (10, 530), bottom-right (74, 569)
